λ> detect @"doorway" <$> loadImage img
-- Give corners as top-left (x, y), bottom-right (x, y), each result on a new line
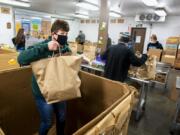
top-left (131, 27), bottom-right (147, 53)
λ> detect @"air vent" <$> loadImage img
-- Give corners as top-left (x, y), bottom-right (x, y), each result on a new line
top-left (146, 14), bottom-right (153, 20)
top-left (139, 14), bottom-right (145, 21)
top-left (135, 14), bottom-right (165, 22)
top-left (153, 14), bottom-right (160, 21)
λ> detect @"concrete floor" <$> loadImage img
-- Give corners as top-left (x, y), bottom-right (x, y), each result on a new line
top-left (128, 69), bottom-right (180, 135)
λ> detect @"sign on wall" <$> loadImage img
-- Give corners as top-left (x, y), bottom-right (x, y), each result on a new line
top-left (6, 22), bottom-right (11, 29)
top-left (0, 7), bottom-right (10, 14)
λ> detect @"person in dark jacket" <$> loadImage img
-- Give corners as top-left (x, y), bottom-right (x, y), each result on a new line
top-left (147, 34), bottom-right (163, 51)
top-left (18, 20), bottom-right (72, 135)
top-left (106, 34), bottom-right (112, 49)
top-left (101, 35), bottom-right (147, 82)
top-left (76, 30), bottom-right (85, 45)
top-left (76, 30), bottom-right (86, 53)
top-left (12, 28), bottom-right (26, 52)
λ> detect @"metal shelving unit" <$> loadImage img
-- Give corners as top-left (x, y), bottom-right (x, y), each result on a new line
top-left (151, 62), bottom-right (171, 89)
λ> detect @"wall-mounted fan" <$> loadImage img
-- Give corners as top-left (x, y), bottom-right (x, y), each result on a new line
top-left (139, 14), bottom-right (145, 21)
top-left (146, 14), bottom-right (153, 20)
top-left (153, 14), bottom-right (160, 21)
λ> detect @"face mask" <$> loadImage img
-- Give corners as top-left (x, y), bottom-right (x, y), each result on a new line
top-left (56, 34), bottom-right (68, 46)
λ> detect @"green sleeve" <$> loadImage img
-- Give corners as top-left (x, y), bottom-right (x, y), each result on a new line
top-left (18, 42), bottom-right (49, 65)
top-left (66, 45), bottom-right (72, 52)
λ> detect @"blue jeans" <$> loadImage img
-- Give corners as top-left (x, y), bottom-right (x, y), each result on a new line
top-left (34, 96), bottom-right (66, 135)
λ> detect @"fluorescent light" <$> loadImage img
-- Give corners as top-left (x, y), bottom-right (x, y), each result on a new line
top-left (0, 0), bottom-right (31, 7)
top-left (109, 12), bottom-right (121, 17)
top-left (155, 8), bottom-right (167, 16)
top-left (44, 15), bottom-right (51, 18)
top-left (22, 19), bottom-right (30, 22)
top-left (76, 10), bottom-right (89, 16)
top-left (74, 14), bottom-right (89, 19)
top-left (85, 0), bottom-right (98, 5)
top-left (20, 0), bottom-right (30, 2)
top-left (142, 0), bottom-right (158, 6)
top-left (76, 2), bottom-right (99, 11)
top-left (31, 17), bottom-right (42, 20)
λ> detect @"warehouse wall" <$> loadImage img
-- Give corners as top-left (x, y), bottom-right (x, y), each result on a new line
top-left (78, 16), bottom-right (180, 53)
top-left (79, 22), bottom-right (99, 43)
top-left (0, 5), bottom-right (14, 47)
top-left (79, 17), bottom-right (151, 53)
top-left (151, 16), bottom-right (180, 46)
top-left (67, 20), bottom-right (80, 42)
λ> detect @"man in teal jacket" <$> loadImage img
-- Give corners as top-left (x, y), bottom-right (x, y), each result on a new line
top-left (18, 20), bottom-right (72, 135)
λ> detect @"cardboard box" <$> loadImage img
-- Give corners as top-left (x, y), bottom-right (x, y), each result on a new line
top-left (166, 37), bottom-right (179, 44)
top-left (148, 49), bottom-right (162, 61)
top-left (77, 44), bottom-right (84, 53)
top-left (0, 48), bottom-right (16, 54)
top-left (169, 79), bottom-right (178, 102)
top-left (0, 68), bottom-right (134, 135)
top-left (163, 49), bottom-right (177, 56)
top-left (161, 55), bottom-right (175, 66)
top-left (0, 128), bottom-right (5, 135)
top-left (0, 53), bottom-right (19, 71)
top-left (177, 54), bottom-right (180, 60)
top-left (174, 60), bottom-right (180, 69)
top-left (165, 44), bottom-right (178, 50)
top-left (155, 73), bottom-right (166, 83)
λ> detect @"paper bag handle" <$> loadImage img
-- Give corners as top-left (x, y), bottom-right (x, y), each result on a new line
top-left (52, 47), bottom-right (62, 57)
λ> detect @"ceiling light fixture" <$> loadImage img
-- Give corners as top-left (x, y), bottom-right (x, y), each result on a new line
top-left (142, 0), bottom-right (158, 6)
top-left (43, 15), bottom-right (51, 18)
top-left (109, 11), bottom-right (121, 18)
top-left (74, 13), bottom-right (89, 19)
top-left (155, 8), bottom-right (167, 16)
top-left (0, 0), bottom-right (31, 7)
top-left (76, 1), bottom-right (99, 11)
top-left (31, 17), bottom-right (42, 20)
top-left (76, 10), bottom-right (89, 16)
top-left (84, 0), bottom-right (98, 5)
top-left (19, 0), bottom-right (30, 2)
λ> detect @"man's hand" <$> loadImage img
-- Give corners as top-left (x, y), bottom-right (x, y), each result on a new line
top-left (48, 41), bottom-right (59, 51)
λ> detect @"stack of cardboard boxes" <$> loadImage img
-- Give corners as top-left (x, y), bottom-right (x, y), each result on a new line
top-left (148, 48), bottom-right (162, 61)
top-left (174, 40), bottom-right (180, 69)
top-left (161, 37), bottom-right (179, 66)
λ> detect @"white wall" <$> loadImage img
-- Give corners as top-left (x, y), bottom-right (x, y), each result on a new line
top-left (151, 16), bottom-right (180, 46)
top-left (0, 5), bottom-right (14, 47)
top-left (78, 16), bottom-right (180, 53)
top-left (67, 20), bottom-right (80, 42)
top-left (78, 17), bottom-right (151, 52)
top-left (109, 17), bottom-right (134, 44)
top-left (79, 23), bottom-right (99, 43)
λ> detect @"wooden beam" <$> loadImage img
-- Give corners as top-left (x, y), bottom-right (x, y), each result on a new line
top-left (97, 0), bottom-right (109, 54)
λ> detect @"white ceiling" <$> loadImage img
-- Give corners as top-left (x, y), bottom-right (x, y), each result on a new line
top-left (15, 0), bottom-right (180, 17)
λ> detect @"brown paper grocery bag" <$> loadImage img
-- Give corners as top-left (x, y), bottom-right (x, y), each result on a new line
top-left (31, 56), bottom-right (82, 104)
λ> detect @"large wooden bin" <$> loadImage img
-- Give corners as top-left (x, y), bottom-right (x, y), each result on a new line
top-left (0, 67), bottom-right (135, 135)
